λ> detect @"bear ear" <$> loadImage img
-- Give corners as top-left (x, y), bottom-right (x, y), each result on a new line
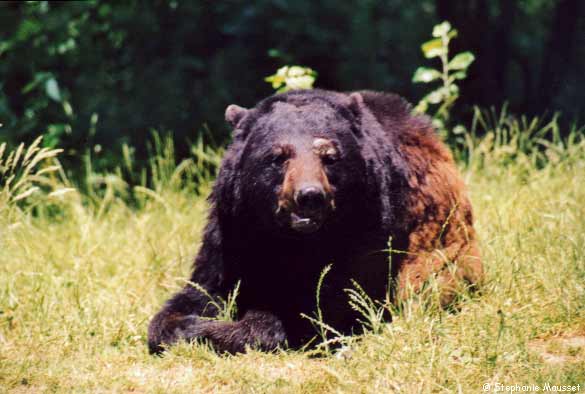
top-left (348, 92), bottom-right (365, 119)
top-left (347, 92), bottom-right (365, 136)
top-left (225, 104), bottom-right (249, 128)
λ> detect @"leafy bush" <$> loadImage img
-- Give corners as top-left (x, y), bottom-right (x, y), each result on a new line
top-left (412, 21), bottom-right (475, 136)
top-left (265, 65), bottom-right (317, 93)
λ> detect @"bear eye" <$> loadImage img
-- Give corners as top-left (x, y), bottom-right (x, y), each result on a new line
top-left (272, 153), bottom-right (287, 166)
top-left (269, 147), bottom-right (288, 167)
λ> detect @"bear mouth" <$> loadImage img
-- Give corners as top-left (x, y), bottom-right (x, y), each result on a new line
top-left (289, 212), bottom-right (323, 234)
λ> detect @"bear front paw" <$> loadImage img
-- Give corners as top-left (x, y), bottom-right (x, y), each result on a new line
top-left (148, 312), bottom-right (205, 354)
top-left (201, 311), bottom-right (287, 354)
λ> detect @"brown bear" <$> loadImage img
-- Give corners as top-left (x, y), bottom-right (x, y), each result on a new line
top-left (147, 89), bottom-right (483, 354)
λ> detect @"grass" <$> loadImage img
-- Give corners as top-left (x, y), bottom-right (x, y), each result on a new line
top-left (1, 114), bottom-right (584, 393)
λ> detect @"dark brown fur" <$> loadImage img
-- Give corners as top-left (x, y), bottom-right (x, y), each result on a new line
top-left (147, 89), bottom-right (483, 354)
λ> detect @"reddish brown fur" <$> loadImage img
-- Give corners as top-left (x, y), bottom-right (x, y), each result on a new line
top-left (396, 121), bottom-right (483, 306)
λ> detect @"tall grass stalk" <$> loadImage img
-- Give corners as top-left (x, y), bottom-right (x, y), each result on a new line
top-left (454, 105), bottom-right (585, 171)
top-left (0, 136), bottom-right (64, 213)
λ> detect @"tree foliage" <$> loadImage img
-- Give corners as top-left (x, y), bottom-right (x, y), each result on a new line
top-left (0, 1), bottom-right (582, 165)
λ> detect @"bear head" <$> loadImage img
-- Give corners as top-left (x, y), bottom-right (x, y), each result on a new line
top-left (221, 90), bottom-right (373, 238)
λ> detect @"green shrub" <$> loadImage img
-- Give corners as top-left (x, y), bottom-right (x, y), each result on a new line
top-left (412, 21), bottom-right (475, 137)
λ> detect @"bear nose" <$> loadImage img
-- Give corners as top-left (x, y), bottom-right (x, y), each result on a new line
top-left (295, 186), bottom-right (326, 213)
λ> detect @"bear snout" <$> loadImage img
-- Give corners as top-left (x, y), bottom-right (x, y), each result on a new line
top-left (295, 185), bottom-right (327, 214)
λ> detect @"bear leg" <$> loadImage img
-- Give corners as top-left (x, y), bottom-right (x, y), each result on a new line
top-left (194, 310), bottom-right (287, 354)
top-left (147, 284), bottom-right (221, 354)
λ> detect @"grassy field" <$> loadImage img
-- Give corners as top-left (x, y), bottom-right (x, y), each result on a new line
top-left (1, 119), bottom-right (584, 393)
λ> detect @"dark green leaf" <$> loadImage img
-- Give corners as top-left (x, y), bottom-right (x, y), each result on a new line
top-left (45, 78), bottom-right (61, 102)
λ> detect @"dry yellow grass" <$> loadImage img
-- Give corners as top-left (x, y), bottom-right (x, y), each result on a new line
top-left (1, 135), bottom-right (584, 393)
